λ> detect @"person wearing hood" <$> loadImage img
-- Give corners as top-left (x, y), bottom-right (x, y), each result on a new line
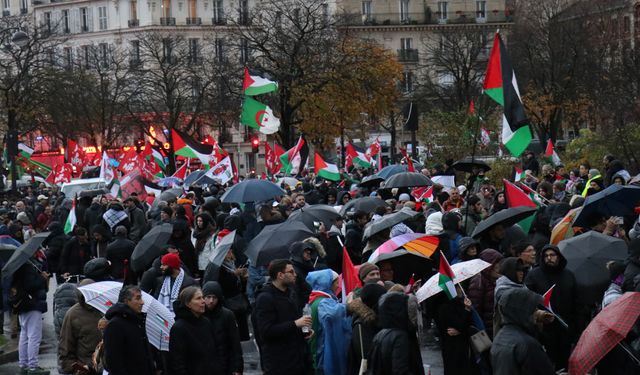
top-left (440, 211), bottom-right (462, 263)
top-left (346, 283), bottom-right (386, 375)
top-left (454, 237), bottom-right (480, 264)
top-left (337, 191), bottom-right (352, 207)
top-left (623, 238), bottom-right (640, 292)
top-left (103, 285), bottom-right (155, 375)
top-left (468, 249), bottom-right (503, 338)
top-left (459, 195), bottom-right (484, 236)
top-left (202, 281), bottom-right (243, 375)
top-left (493, 257), bottom-right (527, 336)
top-left (193, 212), bottom-right (216, 274)
top-left (58, 279), bottom-right (103, 375)
top-left (151, 253), bottom-right (197, 314)
top-left (169, 286), bottom-right (222, 375)
top-left (169, 219), bottom-right (198, 275)
top-left (367, 292), bottom-right (424, 375)
top-left (59, 227), bottom-right (91, 281)
top-left (603, 156), bottom-right (625, 187)
top-left (83, 198), bottom-right (105, 238)
top-left (125, 197), bottom-right (147, 242)
top-left (345, 210), bottom-right (368, 264)
top-left (438, 285), bottom-right (479, 375)
top-left (91, 224), bottom-right (112, 258)
top-left (525, 244), bottom-right (576, 371)
top-left (289, 240), bottom-right (319, 313)
top-left (105, 225), bottom-right (135, 282)
top-left (491, 288), bottom-right (555, 375)
top-left (101, 202), bottom-right (131, 234)
top-left (52, 282), bottom-right (78, 339)
top-left (478, 223), bottom-right (506, 254)
top-left (43, 221), bottom-right (68, 285)
top-left (306, 269), bottom-right (351, 375)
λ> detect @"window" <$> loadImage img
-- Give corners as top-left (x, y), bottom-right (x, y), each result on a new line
top-left (476, 1), bottom-right (486, 19)
top-left (98, 6), bottom-right (108, 30)
top-left (245, 152), bottom-right (256, 171)
top-left (322, 3), bottom-right (329, 24)
top-left (80, 8), bottom-right (88, 31)
top-left (400, 0), bottom-right (409, 22)
top-left (63, 47), bottom-right (72, 69)
top-left (213, 0), bottom-right (224, 23)
top-left (130, 40), bottom-right (140, 65)
top-left (63, 10), bottom-right (70, 33)
top-left (188, 0), bottom-right (196, 18)
top-left (131, 0), bottom-right (138, 19)
top-left (402, 71), bottom-right (413, 93)
top-left (238, 0), bottom-right (248, 25)
top-left (162, 38), bottom-right (172, 63)
top-left (214, 38), bottom-right (224, 62)
top-left (189, 38), bottom-right (198, 64)
top-left (162, 0), bottom-right (171, 18)
top-left (82, 45), bottom-right (91, 68)
top-left (400, 37), bottom-right (412, 50)
top-left (44, 12), bottom-right (52, 32)
top-left (437, 1), bottom-right (448, 20)
top-left (3, 0), bottom-right (9, 10)
top-left (239, 38), bottom-right (250, 64)
top-left (362, 1), bottom-right (371, 17)
top-left (99, 43), bottom-right (109, 68)
top-left (20, 0), bottom-right (27, 13)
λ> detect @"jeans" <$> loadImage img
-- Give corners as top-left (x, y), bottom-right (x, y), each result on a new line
top-left (18, 310), bottom-right (43, 369)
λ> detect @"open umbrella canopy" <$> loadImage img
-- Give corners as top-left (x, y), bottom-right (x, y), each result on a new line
top-left (1, 232), bottom-right (50, 281)
top-left (376, 165), bottom-right (409, 179)
top-left (0, 244), bottom-right (17, 263)
top-left (358, 175), bottom-right (385, 188)
top-left (78, 281), bottom-right (175, 351)
top-left (369, 249), bottom-right (434, 285)
top-left (363, 208), bottom-right (421, 239)
top-left (340, 197), bottom-right (388, 216)
top-left (276, 177), bottom-right (300, 188)
top-left (287, 205), bottom-right (342, 231)
top-left (368, 233), bottom-right (439, 261)
top-left (208, 230), bottom-right (236, 267)
top-left (156, 176), bottom-right (183, 188)
top-left (416, 259), bottom-right (492, 302)
top-left (573, 184), bottom-right (640, 227)
top-left (131, 223), bottom-right (173, 272)
top-left (471, 206), bottom-right (537, 239)
top-left (550, 206), bottom-right (583, 245)
top-left (558, 231), bottom-right (628, 305)
top-left (221, 179), bottom-right (286, 204)
top-left (383, 172), bottom-right (433, 189)
top-left (452, 157), bottom-right (491, 173)
top-left (569, 292), bottom-right (640, 375)
top-left (246, 221), bottom-right (314, 266)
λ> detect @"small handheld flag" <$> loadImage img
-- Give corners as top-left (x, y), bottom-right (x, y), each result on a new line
top-left (438, 251), bottom-right (457, 299)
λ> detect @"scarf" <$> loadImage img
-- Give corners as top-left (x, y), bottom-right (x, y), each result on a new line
top-left (103, 209), bottom-right (128, 230)
top-left (159, 268), bottom-right (185, 314)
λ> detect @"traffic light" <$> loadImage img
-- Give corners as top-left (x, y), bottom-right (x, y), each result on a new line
top-left (251, 137), bottom-right (259, 153)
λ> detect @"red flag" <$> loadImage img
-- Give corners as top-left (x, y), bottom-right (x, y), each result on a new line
top-left (411, 186), bottom-right (434, 202)
top-left (341, 247), bottom-right (361, 302)
top-left (399, 147), bottom-right (415, 172)
top-left (46, 163), bottom-right (73, 185)
top-left (264, 142), bottom-right (277, 174)
top-left (469, 99), bottom-right (475, 115)
top-left (543, 284), bottom-right (555, 312)
top-left (67, 139), bottom-right (86, 172)
top-left (503, 179), bottom-right (537, 209)
top-left (172, 163), bottom-right (188, 180)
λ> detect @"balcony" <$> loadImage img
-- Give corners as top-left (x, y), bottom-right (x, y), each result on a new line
top-left (160, 17), bottom-right (176, 26)
top-left (20, 7), bottom-right (27, 14)
top-left (128, 19), bottom-right (139, 27)
top-left (238, 12), bottom-right (250, 25)
top-left (212, 16), bottom-right (226, 25)
top-left (186, 17), bottom-right (201, 25)
top-left (32, 0), bottom-right (42, 5)
top-left (340, 10), bottom-right (510, 27)
top-left (2, 10), bottom-right (9, 17)
top-left (129, 59), bottom-right (142, 68)
top-left (397, 48), bottom-right (419, 63)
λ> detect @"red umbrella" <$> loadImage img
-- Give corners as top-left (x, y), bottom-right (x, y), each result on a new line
top-left (568, 292), bottom-right (640, 375)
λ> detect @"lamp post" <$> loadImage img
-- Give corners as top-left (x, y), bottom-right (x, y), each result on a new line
top-left (3, 29), bottom-right (30, 194)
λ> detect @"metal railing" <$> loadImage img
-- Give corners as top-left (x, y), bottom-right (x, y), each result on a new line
top-left (128, 19), bottom-right (139, 27)
top-left (160, 17), bottom-right (176, 26)
top-left (397, 48), bottom-right (419, 62)
top-left (212, 16), bottom-right (227, 25)
top-left (186, 17), bottom-right (201, 25)
top-left (344, 10), bottom-right (511, 26)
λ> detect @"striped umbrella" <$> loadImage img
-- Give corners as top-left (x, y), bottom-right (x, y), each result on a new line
top-left (78, 281), bottom-right (175, 351)
top-left (550, 206), bottom-right (583, 245)
top-left (368, 233), bottom-right (439, 263)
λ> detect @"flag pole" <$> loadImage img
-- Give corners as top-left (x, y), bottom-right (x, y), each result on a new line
top-left (464, 98), bottom-right (481, 235)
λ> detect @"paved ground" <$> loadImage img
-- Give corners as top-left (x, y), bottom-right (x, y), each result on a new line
top-left (0, 280), bottom-right (444, 374)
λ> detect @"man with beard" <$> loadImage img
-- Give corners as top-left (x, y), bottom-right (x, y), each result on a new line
top-left (150, 253), bottom-right (197, 314)
top-left (202, 281), bottom-right (243, 375)
top-left (525, 244), bottom-right (577, 371)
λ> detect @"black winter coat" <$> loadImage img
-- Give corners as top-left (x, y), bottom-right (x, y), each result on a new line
top-left (103, 303), bottom-right (155, 375)
top-left (169, 302), bottom-right (222, 375)
top-left (346, 298), bottom-right (379, 375)
top-left (59, 237), bottom-right (91, 276)
top-left (43, 225), bottom-right (68, 276)
top-left (84, 203), bottom-right (105, 236)
top-left (106, 236), bottom-right (135, 280)
top-left (437, 298), bottom-right (477, 375)
top-left (13, 262), bottom-right (48, 314)
top-left (254, 283), bottom-right (311, 375)
top-left (202, 282), bottom-right (243, 374)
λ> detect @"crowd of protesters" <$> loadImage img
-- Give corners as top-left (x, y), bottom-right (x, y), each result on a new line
top-left (0, 151), bottom-right (639, 375)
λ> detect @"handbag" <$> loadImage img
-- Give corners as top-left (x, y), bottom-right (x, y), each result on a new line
top-left (358, 324), bottom-right (367, 375)
top-left (469, 329), bottom-right (492, 354)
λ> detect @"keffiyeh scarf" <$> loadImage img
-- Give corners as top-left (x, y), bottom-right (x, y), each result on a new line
top-left (159, 268), bottom-right (185, 313)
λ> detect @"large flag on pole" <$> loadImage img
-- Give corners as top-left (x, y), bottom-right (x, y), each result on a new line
top-left (345, 143), bottom-right (372, 169)
top-left (503, 179), bottom-right (539, 233)
top-left (201, 156), bottom-right (233, 185)
top-left (483, 32), bottom-right (531, 157)
top-left (18, 143), bottom-right (33, 159)
top-left (438, 251), bottom-right (457, 299)
top-left (242, 67), bottom-right (278, 96)
top-left (240, 96), bottom-right (280, 135)
top-left (279, 136), bottom-right (309, 175)
top-left (171, 129), bottom-right (213, 164)
top-left (545, 139), bottom-right (562, 166)
top-left (314, 153), bottom-right (341, 181)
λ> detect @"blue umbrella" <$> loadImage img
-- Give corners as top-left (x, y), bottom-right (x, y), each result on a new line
top-left (220, 179), bottom-right (286, 203)
top-left (573, 185), bottom-right (640, 227)
top-left (184, 170), bottom-right (205, 186)
top-left (157, 176), bottom-right (183, 188)
top-left (376, 164), bottom-right (408, 179)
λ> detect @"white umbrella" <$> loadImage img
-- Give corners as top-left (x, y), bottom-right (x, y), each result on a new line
top-left (416, 259), bottom-right (492, 303)
top-left (78, 281), bottom-right (175, 351)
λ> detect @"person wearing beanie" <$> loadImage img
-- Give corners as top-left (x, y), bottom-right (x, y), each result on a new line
top-left (459, 195), bottom-right (484, 236)
top-left (455, 237), bottom-right (480, 264)
top-left (306, 269), bottom-right (351, 375)
top-left (347, 283), bottom-right (386, 375)
top-left (151, 253), bottom-right (197, 313)
top-left (358, 263), bottom-right (380, 284)
top-left (201, 281), bottom-right (243, 375)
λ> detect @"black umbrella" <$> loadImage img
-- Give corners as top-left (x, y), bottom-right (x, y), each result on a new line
top-left (340, 197), bottom-right (389, 216)
top-left (246, 221), bottom-right (314, 266)
top-left (1, 232), bottom-right (50, 280)
top-left (383, 172), bottom-right (433, 189)
top-left (573, 185), bottom-right (640, 227)
top-left (363, 207), bottom-right (420, 239)
top-left (0, 244), bottom-right (17, 263)
top-left (376, 165), bottom-right (408, 179)
top-left (287, 205), bottom-right (342, 230)
top-left (452, 157), bottom-right (491, 173)
top-left (558, 231), bottom-right (627, 305)
top-left (79, 188), bottom-right (110, 198)
top-left (370, 250), bottom-right (435, 285)
top-left (358, 175), bottom-right (385, 188)
top-left (221, 179), bottom-right (286, 203)
top-left (471, 206), bottom-right (537, 238)
top-left (131, 223), bottom-right (173, 272)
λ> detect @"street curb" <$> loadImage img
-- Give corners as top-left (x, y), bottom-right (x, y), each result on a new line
top-left (0, 344), bottom-right (18, 366)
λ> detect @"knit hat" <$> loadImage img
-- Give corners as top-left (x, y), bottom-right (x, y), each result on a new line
top-left (398, 193), bottom-right (411, 202)
top-left (589, 168), bottom-right (600, 177)
top-left (161, 253), bottom-right (181, 270)
top-left (16, 212), bottom-right (30, 225)
top-left (358, 262), bottom-right (379, 282)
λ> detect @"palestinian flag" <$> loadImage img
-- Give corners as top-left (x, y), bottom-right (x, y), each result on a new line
top-left (483, 32), bottom-right (531, 157)
top-left (438, 251), bottom-right (457, 299)
top-left (544, 139), bottom-right (561, 166)
top-left (240, 96), bottom-right (280, 135)
top-left (18, 143), bottom-right (33, 159)
top-left (514, 167), bottom-right (526, 182)
top-left (543, 284), bottom-right (555, 312)
top-left (345, 143), bottom-right (372, 168)
top-left (146, 144), bottom-right (166, 171)
top-left (503, 179), bottom-right (538, 233)
top-left (243, 67), bottom-right (278, 96)
top-left (172, 163), bottom-right (188, 180)
top-left (171, 129), bottom-right (213, 164)
top-left (280, 136), bottom-right (309, 176)
top-left (314, 153), bottom-right (341, 181)
top-left (412, 186), bottom-right (433, 202)
top-left (64, 197), bottom-right (77, 235)
top-left (108, 177), bottom-right (122, 198)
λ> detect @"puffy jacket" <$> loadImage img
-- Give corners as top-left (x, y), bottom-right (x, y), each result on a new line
top-left (491, 288), bottom-right (555, 375)
top-left (58, 301), bottom-right (103, 372)
top-left (103, 303), bottom-right (155, 375)
top-left (53, 283), bottom-right (78, 337)
top-left (468, 249), bottom-right (503, 338)
top-left (169, 300), bottom-right (222, 375)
